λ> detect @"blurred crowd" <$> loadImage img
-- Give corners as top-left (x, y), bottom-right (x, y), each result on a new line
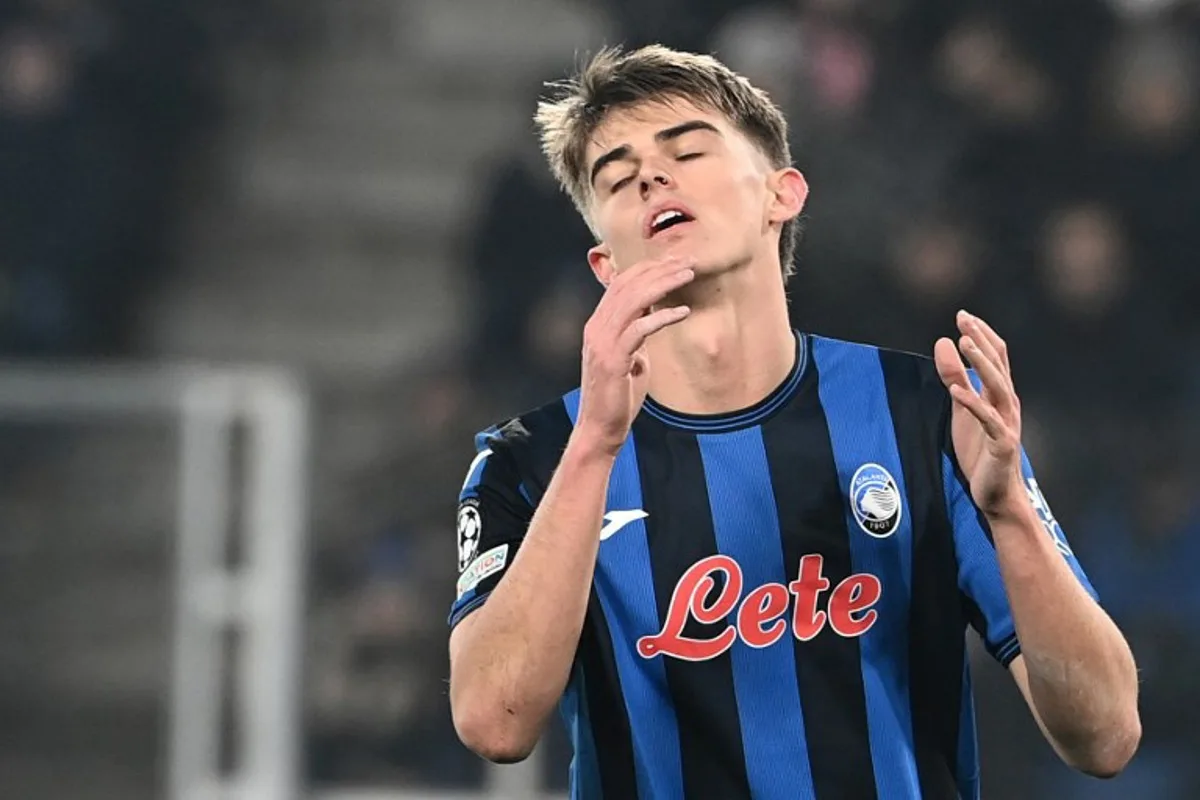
top-left (0, 0), bottom-right (300, 361)
top-left (0, 0), bottom-right (219, 358)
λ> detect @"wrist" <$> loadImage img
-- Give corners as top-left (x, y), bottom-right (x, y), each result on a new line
top-left (565, 424), bottom-right (624, 465)
top-left (983, 474), bottom-right (1036, 526)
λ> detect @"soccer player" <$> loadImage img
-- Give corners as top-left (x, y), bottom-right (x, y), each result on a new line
top-left (447, 45), bottom-right (1140, 799)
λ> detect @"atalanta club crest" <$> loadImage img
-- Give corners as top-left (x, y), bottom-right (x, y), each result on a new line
top-left (457, 499), bottom-right (482, 572)
top-left (850, 463), bottom-right (902, 538)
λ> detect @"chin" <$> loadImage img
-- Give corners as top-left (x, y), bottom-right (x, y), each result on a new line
top-left (697, 251), bottom-right (753, 276)
top-left (690, 258), bottom-right (726, 276)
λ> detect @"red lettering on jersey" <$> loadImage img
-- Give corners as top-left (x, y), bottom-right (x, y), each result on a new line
top-left (638, 553), bottom-right (883, 662)
top-left (788, 554), bottom-right (831, 641)
top-left (737, 584), bottom-right (790, 648)
top-left (828, 574), bottom-right (881, 637)
top-left (636, 555), bottom-right (742, 661)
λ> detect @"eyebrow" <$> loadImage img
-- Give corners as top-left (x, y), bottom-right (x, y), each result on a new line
top-left (589, 120), bottom-right (722, 186)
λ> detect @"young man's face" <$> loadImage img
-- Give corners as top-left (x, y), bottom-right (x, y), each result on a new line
top-left (584, 97), bottom-right (804, 282)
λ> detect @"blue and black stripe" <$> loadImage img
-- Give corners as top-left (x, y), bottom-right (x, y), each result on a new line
top-left (452, 332), bottom-right (1096, 799)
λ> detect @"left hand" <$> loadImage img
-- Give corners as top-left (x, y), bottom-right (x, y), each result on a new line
top-left (933, 310), bottom-right (1024, 518)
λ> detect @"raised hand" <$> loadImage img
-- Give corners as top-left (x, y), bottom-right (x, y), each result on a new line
top-left (933, 310), bottom-right (1024, 517)
top-left (576, 256), bottom-right (696, 455)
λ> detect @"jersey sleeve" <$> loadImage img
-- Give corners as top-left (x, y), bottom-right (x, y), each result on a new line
top-left (943, 373), bottom-right (1099, 667)
top-left (448, 426), bottom-right (535, 630)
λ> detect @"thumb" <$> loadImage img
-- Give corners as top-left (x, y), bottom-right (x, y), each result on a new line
top-left (933, 337), bottom-right (970, 391)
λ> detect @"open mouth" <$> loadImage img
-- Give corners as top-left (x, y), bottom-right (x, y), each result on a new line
top-left (649, 208), bottom-right (695, 237)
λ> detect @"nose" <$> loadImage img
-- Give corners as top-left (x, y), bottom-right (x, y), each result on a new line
top-left (638, 162), bottom-right (674, 199)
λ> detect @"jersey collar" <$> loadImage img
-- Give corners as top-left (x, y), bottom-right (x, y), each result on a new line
top-left (641, 331), bottom-right (808, 433)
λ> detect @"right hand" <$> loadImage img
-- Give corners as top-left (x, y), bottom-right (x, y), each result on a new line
top-left (575, 256), bottom-right (696, 455)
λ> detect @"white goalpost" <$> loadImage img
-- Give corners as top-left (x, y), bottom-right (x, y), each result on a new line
top-left (0, 362), bottom-right (551, 800)
top-left (0, 364), bottom-right (308, 800)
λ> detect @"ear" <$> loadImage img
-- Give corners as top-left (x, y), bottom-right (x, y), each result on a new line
top-left (768, 167), bottom-right (809, 226)
top-left (587, 242), bottom-right (616, 286)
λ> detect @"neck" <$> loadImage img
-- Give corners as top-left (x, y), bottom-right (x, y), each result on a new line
top-left (645, 257), bottom-right (795, 415)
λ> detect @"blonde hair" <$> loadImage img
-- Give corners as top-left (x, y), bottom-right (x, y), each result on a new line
top-left (534, 44), bottom-right (800, 278)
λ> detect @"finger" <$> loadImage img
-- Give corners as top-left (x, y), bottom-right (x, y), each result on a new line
top-left (933, 336), bottom-right (971, 391)
top-left (948, 383), bottom-right (1009, 441)
top-left (609, 254), bottom-right (695, 290)
top-left (596, 256), bottom-right (693, 318)
top-left (619, 304), bottom-right (691, 353)
top-left (611, 266), bottom-right (696, 328)
top-left (958, 335), bottom-right (1015, 415)
top-left (968, 314), bottom-right (1010, 373)
top-left (956, 312), bottom-right (1007, 388)
top-left (958, 311), bottom-right (1011, 376)
top-left (597, 256), bottom-right (690, 316)
top-left (584, 258), bottom-right (693, 356)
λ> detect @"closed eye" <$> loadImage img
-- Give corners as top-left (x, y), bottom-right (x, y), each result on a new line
top-left (676, 152), bottom-right (703, 161)
top-left (611, 175), bottom-right (634, 193)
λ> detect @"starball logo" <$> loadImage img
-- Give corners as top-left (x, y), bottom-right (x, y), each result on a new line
top-left (637, 554), bottom-right (882, 662)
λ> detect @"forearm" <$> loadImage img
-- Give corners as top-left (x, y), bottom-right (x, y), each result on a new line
top-left (450, 428), bottom-right (614, 758)
top-left (989, 494), bottom-right (1140, 773)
